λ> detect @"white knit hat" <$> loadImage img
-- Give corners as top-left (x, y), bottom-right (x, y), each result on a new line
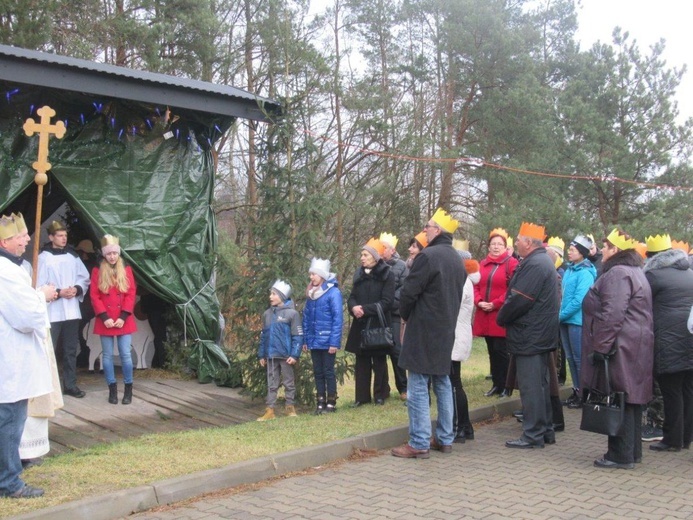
top-left (271, 279), bottom-right (292, 301)
top-left (309, 257), bottom-right (331, 280)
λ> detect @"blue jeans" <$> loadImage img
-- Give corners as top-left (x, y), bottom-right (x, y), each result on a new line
top-left (406, 371), bottom-right (454, 450)
top-left (0, 400), bottom-right (28, 495)
top-left (100, 334), bottom-right (134, 385)
top-left (310, 349), bottom-right (337, 397)
top-left (560, 324), bottom-right (582, 389)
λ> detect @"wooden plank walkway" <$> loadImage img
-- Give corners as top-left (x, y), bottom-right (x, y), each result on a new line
top-left (47, 372), bottom-right (264, 456)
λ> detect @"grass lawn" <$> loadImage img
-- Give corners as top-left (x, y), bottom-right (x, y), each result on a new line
top-left (1, 339), bottom-right (568, 517)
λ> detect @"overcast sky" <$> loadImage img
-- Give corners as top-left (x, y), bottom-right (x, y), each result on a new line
top-left (575, 0), bottom-right (690, 122)
top-left (307, 0), bottom-right (691, 122)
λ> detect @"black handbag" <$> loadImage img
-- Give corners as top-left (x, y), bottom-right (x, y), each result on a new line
top-left (580, 355), bottom-right (626, 437)
top-left (360, 303), bottom-right (395, 350)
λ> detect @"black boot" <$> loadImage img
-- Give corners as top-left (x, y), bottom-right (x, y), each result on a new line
top-left (463, 424), bottom-right (475, 440)
top-left (108, 383), bottom-right (118, 405)
top-left (314, 394), bottom-right (326, 415)
top-left (551, 395), bottom-right (565, 430)
top-left (326, 395), bottom-right (337, 413)
top-left (122, 383), bottom-right (133, 405)
top-left (566, 388), bottom-right (582, 409)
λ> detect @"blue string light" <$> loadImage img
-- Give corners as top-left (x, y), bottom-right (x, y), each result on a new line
top-left (118, 128), bottom-right (124, 140)
top-left (6, 88), bottom-right (19, 103)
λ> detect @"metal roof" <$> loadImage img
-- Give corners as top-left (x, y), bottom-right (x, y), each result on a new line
top-left (0, 44), bottom-right (281, 123)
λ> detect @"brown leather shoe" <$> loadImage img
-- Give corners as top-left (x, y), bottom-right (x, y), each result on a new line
top-left (430, 437), bottom-right (452, 453)
top-left (391, 443), bottom-right (430, 459)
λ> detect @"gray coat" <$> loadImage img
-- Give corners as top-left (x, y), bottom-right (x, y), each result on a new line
top-left (644, 248), bottom-right (693, 375)
top-left (398, 233), bottom-right (465, 375)
top-left (581, 249), bottom-right (654, 404)
top-left (385, 254), bottom-right (408, 317)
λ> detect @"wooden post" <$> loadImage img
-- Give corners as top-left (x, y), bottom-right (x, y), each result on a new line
top-left (22, 106), bottom-right (66, 287)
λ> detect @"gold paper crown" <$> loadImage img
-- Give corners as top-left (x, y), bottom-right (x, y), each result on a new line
top-left (379, 232), bottom-right (398, 248)
top-left (100, 234), bottom-right (120, 248)
top-left (0, 214), bottom-right (20, 240)
top-left (47, 220), bottom-right (66, 235)
top-left (11, 212), bottom-right (27, 233)
top-left (453, 239), bottom-right (470, 251)
top-left (489, 228), bottom-right (509, 240)
top-left (606, 229), bottom-right (636, 250)
top-left (645, 234), bottom-right (672, 253)
top-left (634, 242), bottom-right (647, 259)
top-left (671, 240), bottom-right (690, 253)
top-left (547, 236), bottom-right (565, 252)
top-left (518, 222), bottom-right (546, 241)
top-left (431, 208), bottom-right (459, 233)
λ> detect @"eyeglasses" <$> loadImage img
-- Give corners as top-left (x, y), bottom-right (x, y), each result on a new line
top-left (423, 223), bottom-right (440, 230)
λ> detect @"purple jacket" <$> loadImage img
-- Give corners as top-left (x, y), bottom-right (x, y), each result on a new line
top-left (580, 249), bottom-right (654, 405)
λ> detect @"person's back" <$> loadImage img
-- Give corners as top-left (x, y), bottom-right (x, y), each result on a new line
top-left (392, 208), bottom-right (465, 459)
top-left (644, 248), bottom-right (693, 376)
top-left (399, 232), bottom-right (465, 375)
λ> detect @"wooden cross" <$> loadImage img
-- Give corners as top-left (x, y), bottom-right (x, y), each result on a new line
top-left (23, 105), bottom-right (66, 185)
top-left (23, 105), bottom-right (66, 287)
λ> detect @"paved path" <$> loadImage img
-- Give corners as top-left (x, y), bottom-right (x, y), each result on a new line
top-left (129, 409), bottom-right (693, 519)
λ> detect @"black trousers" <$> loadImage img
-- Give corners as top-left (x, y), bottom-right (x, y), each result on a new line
top-left (450, 361), bottom-right (472, 433)
top-left (657, 370), bottom-right (693, 448)
top-left (389, 319), bottom-right (407, 394)
top-left (606, 403), bottom-right (642, 464)
top-left (485, 336), bottom-right (509, 389)
top-left (51, 319), bottom-right (81, 391)
top-left (354, 353), bottom-right (389, 402)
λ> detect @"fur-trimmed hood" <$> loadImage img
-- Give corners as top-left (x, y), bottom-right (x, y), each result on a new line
top-left (643, 248), bottom-right (690, 273)
top-left (602, 249), bottom-right (643, 273)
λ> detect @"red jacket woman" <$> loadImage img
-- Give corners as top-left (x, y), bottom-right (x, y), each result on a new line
top-left (473, 250), bottom-right (517, 338)
top-left (472, 229), bottom-right (519, 397)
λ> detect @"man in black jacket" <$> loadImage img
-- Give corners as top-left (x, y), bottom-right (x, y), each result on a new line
top-left (497, 223), bottom-right (560, 449)
top-left (392, 209), bottom-right (465, 459)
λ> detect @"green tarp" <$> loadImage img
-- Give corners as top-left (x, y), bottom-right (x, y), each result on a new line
top-left (0, 87), bottom-right (235, 385)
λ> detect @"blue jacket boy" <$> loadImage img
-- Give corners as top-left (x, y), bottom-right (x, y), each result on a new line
top-left (258, 299), bottom-right (303, 361)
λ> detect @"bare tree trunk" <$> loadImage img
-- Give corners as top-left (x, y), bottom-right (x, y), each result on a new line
top-left (333, 0), bottom-right (345, 267)
top-left (244, 0), bottom-right (257, 250)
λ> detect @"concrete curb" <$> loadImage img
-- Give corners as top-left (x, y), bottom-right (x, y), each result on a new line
top-left (14, 388), bottom-right (573, 520)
